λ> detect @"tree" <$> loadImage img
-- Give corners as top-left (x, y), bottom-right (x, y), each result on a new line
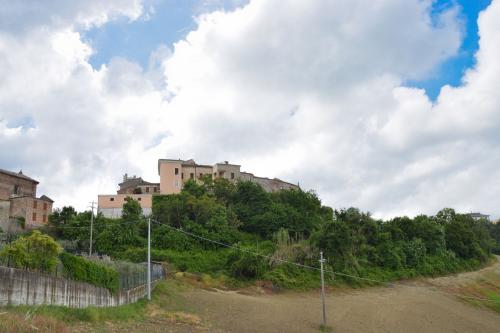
top-left (0, 231), bottom-right (62, 272)
top-left (95, 197), bottom-right (145, 254)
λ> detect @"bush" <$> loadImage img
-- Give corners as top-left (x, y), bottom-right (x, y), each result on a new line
top-left (403, 239), bottom-right (427, 268)
top-left (264, 264), bottom-right (320, 290)
top-left (59, 253), bottom-right (119, 293)
top-left (118, 247), bottom-right (230, 274)
top-left (227, 248), bottom-right (267, 279)
top-left (0, 231), bottom-right (62, 272)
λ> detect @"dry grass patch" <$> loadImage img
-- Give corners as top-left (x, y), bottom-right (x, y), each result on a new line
top-left (0, 313), bottom-right (68, 333)
top-left (165, 311), bottom-right (202, 325)
top-left (457, 271), bottom-right (500, 313)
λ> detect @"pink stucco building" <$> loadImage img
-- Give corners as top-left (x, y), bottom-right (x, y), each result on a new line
top-left (98, 158), bottom-right (298, 218)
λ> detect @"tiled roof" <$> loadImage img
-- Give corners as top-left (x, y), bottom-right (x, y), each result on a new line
top-left (0, 168), bottom-right (39, 184)
top-left (39, 195), bottom-right (54, 202)
top-left (119, 177), bottom-right (158, 189)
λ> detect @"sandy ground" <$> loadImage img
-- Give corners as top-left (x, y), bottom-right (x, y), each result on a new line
top-left (70, 259), bottom-right (500, 333)
top-left (184, 260), bottom-right (500, 333)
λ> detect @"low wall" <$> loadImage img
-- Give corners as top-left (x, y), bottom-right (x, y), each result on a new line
top-left (0, 266), bottom-right (159, 308)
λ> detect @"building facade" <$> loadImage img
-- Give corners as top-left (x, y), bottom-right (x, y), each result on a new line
top-left (158, 158), bottom-right (298, 194)
top-left (117, 174), bottom-right (160, 195)
top-left (98, 193), bottom-right (152, 219)
top-left (98, 158), bottom-right (299, 218)
top-left (469, 212), bottom-right (490, 221)
top-left (0, 169), bottom-right (53, 232)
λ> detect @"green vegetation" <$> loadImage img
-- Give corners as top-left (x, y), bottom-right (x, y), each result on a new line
top-left (59, 252), bottom-right (120, 293)
top-left (45, 178), bottom-right (498, 290)
top-left (0, 230), bottom-right (62, 272)
top-left (1, 279), bottom-right (190, 331)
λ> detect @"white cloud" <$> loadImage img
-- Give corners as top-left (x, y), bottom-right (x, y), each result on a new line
top-left (1, 0), bottom-right (499, 219)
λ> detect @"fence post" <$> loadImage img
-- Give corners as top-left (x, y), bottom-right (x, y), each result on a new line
top-left (147, 217), bottom-right (151, 301)
top-left (320, 251), bottom-right (327, 327)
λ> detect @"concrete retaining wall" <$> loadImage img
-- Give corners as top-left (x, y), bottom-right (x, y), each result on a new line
top-left (0, 266), bottom-right (159, 308)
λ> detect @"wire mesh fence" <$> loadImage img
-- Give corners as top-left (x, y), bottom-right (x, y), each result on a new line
top-left (0, 249), bottom-right (165, 291)
top-left (78, 254), bottom-right (165, 290)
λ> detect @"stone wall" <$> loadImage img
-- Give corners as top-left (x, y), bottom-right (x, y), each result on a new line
top-left (0, 200), bottom-right (10, 232)
top-left (0, 172), bottom-right (37, 201)
top-left (0, 266), bottom-right (160, 308)
top-left (9, 196), bottom-right (53, 227)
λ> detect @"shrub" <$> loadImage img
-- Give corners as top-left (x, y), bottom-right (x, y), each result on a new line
top-left (403, 239), bottom-right (427, 268)
top-left (0, 230), bottom-right (62, 272)
top-left (264, 264), bottom-right (320, 290)
top-left (59, 253), bottom-right (119, 293)
top-left (118, 247), bottom-right (230, 274)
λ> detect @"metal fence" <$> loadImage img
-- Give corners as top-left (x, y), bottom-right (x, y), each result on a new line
top-left (0, 250), bottom-right (165, 291)
top-left (118, 262), bottom-right (164, 290)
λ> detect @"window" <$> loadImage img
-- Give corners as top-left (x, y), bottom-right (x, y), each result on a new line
top-left (110, 197), bottom-right (115, 201)
top-left (190, 173), bottom-right (194, 179)
top-left (175, 168), bottom-right (179, 175)
top-left (199, 173), bottom-right (203, 179)
top-left (181, 173), bottom-right (184, 179)
top-left (146, 187), bottom-right (150, 193)
top-left (154, 187), bottom-right (158, 193)
top-left (42, 214), bottom-right (46, 223)
top-left (33, 200), bottom-right (37, 209)
top-left (138, 197), bottom-right (142, 201)
top-left (32, 212), bottom-right (36, 221)
top-left (13, 185), bottom-right (19, 195)
top-left (231, 172), bottom-right (235, 179)
top-left (43, 202), bottom-right (47, 210)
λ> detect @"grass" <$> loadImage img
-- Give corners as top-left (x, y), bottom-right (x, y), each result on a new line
top-left (1, 256), bottom-right (497, 333)
top-left (319, 324), bottom-right (333, 332)
top-left (0, 312), bottom-right (68, 333)
top-left (455, 267), bottom-right (500, 314)
top-left (4, 298), bottom-right (148, 323)
top-left (0, 279), bottom-right (195, 332)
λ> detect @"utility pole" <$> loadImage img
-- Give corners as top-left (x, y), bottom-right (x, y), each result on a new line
top-left (147, 217), bottom-right (151, 300)
top-left (89, 201), bottom-right (96, 257)
top-left (319, 251), bottom-right (327, 327)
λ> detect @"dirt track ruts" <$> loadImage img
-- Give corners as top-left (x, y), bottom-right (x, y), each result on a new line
top-left (184, 259), bottom-right (500, 332)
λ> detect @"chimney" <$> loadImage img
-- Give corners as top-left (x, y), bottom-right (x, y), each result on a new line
top-left (224, 161), bottom-right (228, 164)
top-left (123, 173), bottom-right (128, 182)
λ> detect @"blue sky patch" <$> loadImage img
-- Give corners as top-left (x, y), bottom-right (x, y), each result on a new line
top-left (406, 0), bottom-right (492, 100)
top-left (84, 0), bottom-right (492, 101)
top-left (83, 0), bottom-right (248, 69)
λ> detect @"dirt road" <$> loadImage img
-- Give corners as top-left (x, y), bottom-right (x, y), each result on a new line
top-left (184, 261), bottom-right (500, 332)
top-left (69, 260), bottom-right (500, 333)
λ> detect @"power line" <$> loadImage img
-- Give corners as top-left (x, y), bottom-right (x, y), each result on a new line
top-left (88, 201), bottom-right (96, 257)
top-left (19, 216), bottom-right (500, 304)
top-left (150, 218), bottom-right (500, 304)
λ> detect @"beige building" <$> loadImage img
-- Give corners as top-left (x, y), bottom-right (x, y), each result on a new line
top-left (98, 158), bottom-right (298, 218)
top-left (0, 169), bottom-right (53, 232)
top-left (158, 158), bottom-right (298, 193)
top-left (98, 193), bottom-right (153, 219)
top-left (117, 174), bottom-right (160, 195)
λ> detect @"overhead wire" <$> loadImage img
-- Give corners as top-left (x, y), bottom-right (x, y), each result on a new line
top-left (150, 218), bottom-right (500, 304)
top-left (13, 217), bottom-right (499, 303)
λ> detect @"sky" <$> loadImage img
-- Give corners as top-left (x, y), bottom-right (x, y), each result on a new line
top-left (0, 0), bottom-right (499, 219)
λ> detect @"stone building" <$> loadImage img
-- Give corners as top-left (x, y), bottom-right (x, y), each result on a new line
top-left (98, 158), bottom-right (298, 218)
top-left (0, 169), bottom-right (53, 232)
top-left (117, 174), bottom-right (160, 195)
top-left (158, 158), bottom-right (299, 194)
